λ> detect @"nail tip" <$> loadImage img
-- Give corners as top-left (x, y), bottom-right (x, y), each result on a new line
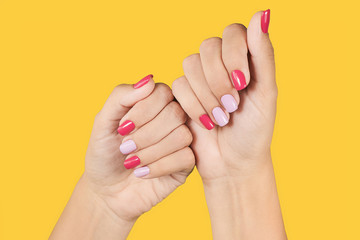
top-left (261, 9), bottom-right (271, 33)
top-left (133, 74), bottom-right (153, 89)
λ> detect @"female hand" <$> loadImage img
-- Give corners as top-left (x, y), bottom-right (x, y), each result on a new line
top-left (172, 11), bottom-right (287, 239)
top-left (51, 75), bottom-right (195, 240)
top-left (86, 75), bottom-right (194, 218)
top-left (172, 10), bottom-right (276, 181)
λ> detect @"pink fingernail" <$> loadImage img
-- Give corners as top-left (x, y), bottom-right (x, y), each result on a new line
top-left (134, 166), bottom-right (150, 178)
top-left (199, 114), bottom-right (215, 130)
top-left (231, 70), bottom-right (247, 91)
top-left (124, 156), bottom-right (140, 169)
top-left (212, 107), bottom-right (229, 127)
top-left (133, 74), bottom-right (153, 89)
top-left (261, 9), bottom-right (271, 33)
top-left (117, 120), bottom-right (135, 136)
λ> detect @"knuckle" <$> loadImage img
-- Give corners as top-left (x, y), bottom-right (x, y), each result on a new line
top-left (112, 84), bottom-right (126, 94)
top-left (182, 53), bottom-right (201, 70)
top-left (181, 147), bottom-right (195, 169)
top-left (223, 23), bottom-right (247, 37)
top-left (200, 37), bottom-right (222, 53)
top-left (176, 125), bottom-right (193, 146)
top-left (155, 83), bottom-right (173, 103)
top-left (171, 76), bottom-right (187, 94)
top-left (167, 102), bottom-right (187, 123)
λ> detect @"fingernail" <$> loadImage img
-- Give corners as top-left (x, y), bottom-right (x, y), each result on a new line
top-left (261, 9), bottom-right (270, 33)
top-left (117, 120), bottom-right (135, 136)
top-left (119, 140), bottom-right (137, 154)
top-left (221, 94), bottom-right (238, 113)
top-left (124, 156), bottom-right (140, 169)
top-left (212, 107), bottom-right (229, 127)
top-left (133, 74), bottom-right (153, 89)
top-left (231, 70), bottom-right (247, 91)
top-left (134, 166), bottom-right (150, 178)
top-left (199, 114), bottom-right (215, 130)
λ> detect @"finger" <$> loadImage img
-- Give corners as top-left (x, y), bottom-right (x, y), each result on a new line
top-left (133, 147), bottom-right (195, 178)
top-left (182, 54), bottom-right (230, 127)
top-left (119, 101), bottom-right (187, 154)
top-left (247, 10), bottom-right (276, 90)
top-left (199, 37), bottom-right (240, 113)
top-left (117, 83), bottom-right (174, 136)
top-left (123, 125), bottom-right (192, 169)
top-left (172, 76), bottom-right (215, 130)
top-left (222, 23), bottom-right (251, 91)
top-left (95, 74), bottom-right (155, 133)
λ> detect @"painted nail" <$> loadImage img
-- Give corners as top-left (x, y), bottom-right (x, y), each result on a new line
top-left (134, 166), bottom-right (150, 178)
top-left (133, 74), bottom-right (153, 89)
top-left (119, 140), bottom-right (137, 154)
top-left (117, 120), bottom-right (135, 136)
top-left (212, 107), bottom-right (229, 127)
top-left (261, 9), bottom-right (270, 33)
top-left (231, 70), bottom-right (247, 91)
top-left (199, 114), bottom-right (215, 130)
top-left (124, 156), bottom-right (140, 169)
top-left (221, 94), bottom-right (238, 113)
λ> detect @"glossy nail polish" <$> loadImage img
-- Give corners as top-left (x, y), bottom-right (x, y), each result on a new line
top-left (117, 120), bottom-right (135, 136)
top-left (212, 107), bottom-right (229, 127)
top-left (261, 9), bottom-right (270, 33)
top-left (199, 114), bottom-right (215, 130)
top-left (119, 140), bottom-right (137, 154)
top-left (124, 156), bottom-right (140, 169)
top-left (134, 166), bottom-right (150, 178)
top-left (133, 74), bottom-right (153, 89)
top-left (231, 70), bottom-right (247, 91)
top-left (221, 94), bottom-right (238, 113)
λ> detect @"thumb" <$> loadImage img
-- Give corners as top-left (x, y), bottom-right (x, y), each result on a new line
top-left (96, 74), bottom-right (155, 132)
top-left (247, 10), bottom-right (276, 90)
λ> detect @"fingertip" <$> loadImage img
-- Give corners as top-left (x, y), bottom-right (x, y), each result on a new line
top-left (261, 9), bottom-right (271, 34)
top-left (133, 74), bottom-right (153, 89)
top-left (247, 10), bottom-right (274, 58)
top-left (128, 74), bottom-right (156, 104)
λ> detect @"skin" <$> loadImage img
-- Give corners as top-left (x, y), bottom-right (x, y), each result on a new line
top-left (50, 10), bottom-right (286, 240)
top-left (172, 11), bottom-right (287, 239)
top-left (50, 81), bottom-right (195, 240)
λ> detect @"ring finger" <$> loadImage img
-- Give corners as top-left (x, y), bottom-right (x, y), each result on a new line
top-left (123, 125), bottom-right (193, 169)
top-left (199, 37), bottom-right (240, 113)
top-left (182, 53), bottom-right (230, 127)
top-left (119, 101), bottom-right (187, 155)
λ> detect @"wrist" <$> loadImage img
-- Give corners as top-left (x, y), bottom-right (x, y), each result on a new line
top-left (79, 174), bottom-right (137, 231)
top-left (50, 174), bottom-right (136, 240)
top-left (202, 157), bottom-right (287, 240)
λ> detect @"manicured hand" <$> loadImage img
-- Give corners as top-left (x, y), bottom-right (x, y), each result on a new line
top-left (172, 10), bottom-right (276, 181)
top-left (85, 75), bottom-right (195, 221)
top-left (172, 10), bottom-right (286, 240)
top-left (51, 76), bottom-right (195, 240)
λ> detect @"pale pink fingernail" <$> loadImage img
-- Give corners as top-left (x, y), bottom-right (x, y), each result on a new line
top-left (134, 166), bottom-right (150, 178)
top-left (119, 140), bottom-right (137, 154)
top-left (221, 94), bottom-right (238, 113)
top-left (212, 107), bottom-right (229, 127)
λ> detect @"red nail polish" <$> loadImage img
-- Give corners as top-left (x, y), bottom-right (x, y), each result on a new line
top-left (133, 74), bottom-right (153, 89)
top-left (124, 156), bottom-right (140, 169)
top-left (199, 114), bottom-right (215, 130)
top-left (117, 120), bottom-right (135, 136)
top-left (261, 9), bottom-right (270, 33)
top-left (231, 70), bottom-right (247, 91)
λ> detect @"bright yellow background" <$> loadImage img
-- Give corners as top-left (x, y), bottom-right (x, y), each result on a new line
top-left (1, 0), bottom-right (359, 239)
